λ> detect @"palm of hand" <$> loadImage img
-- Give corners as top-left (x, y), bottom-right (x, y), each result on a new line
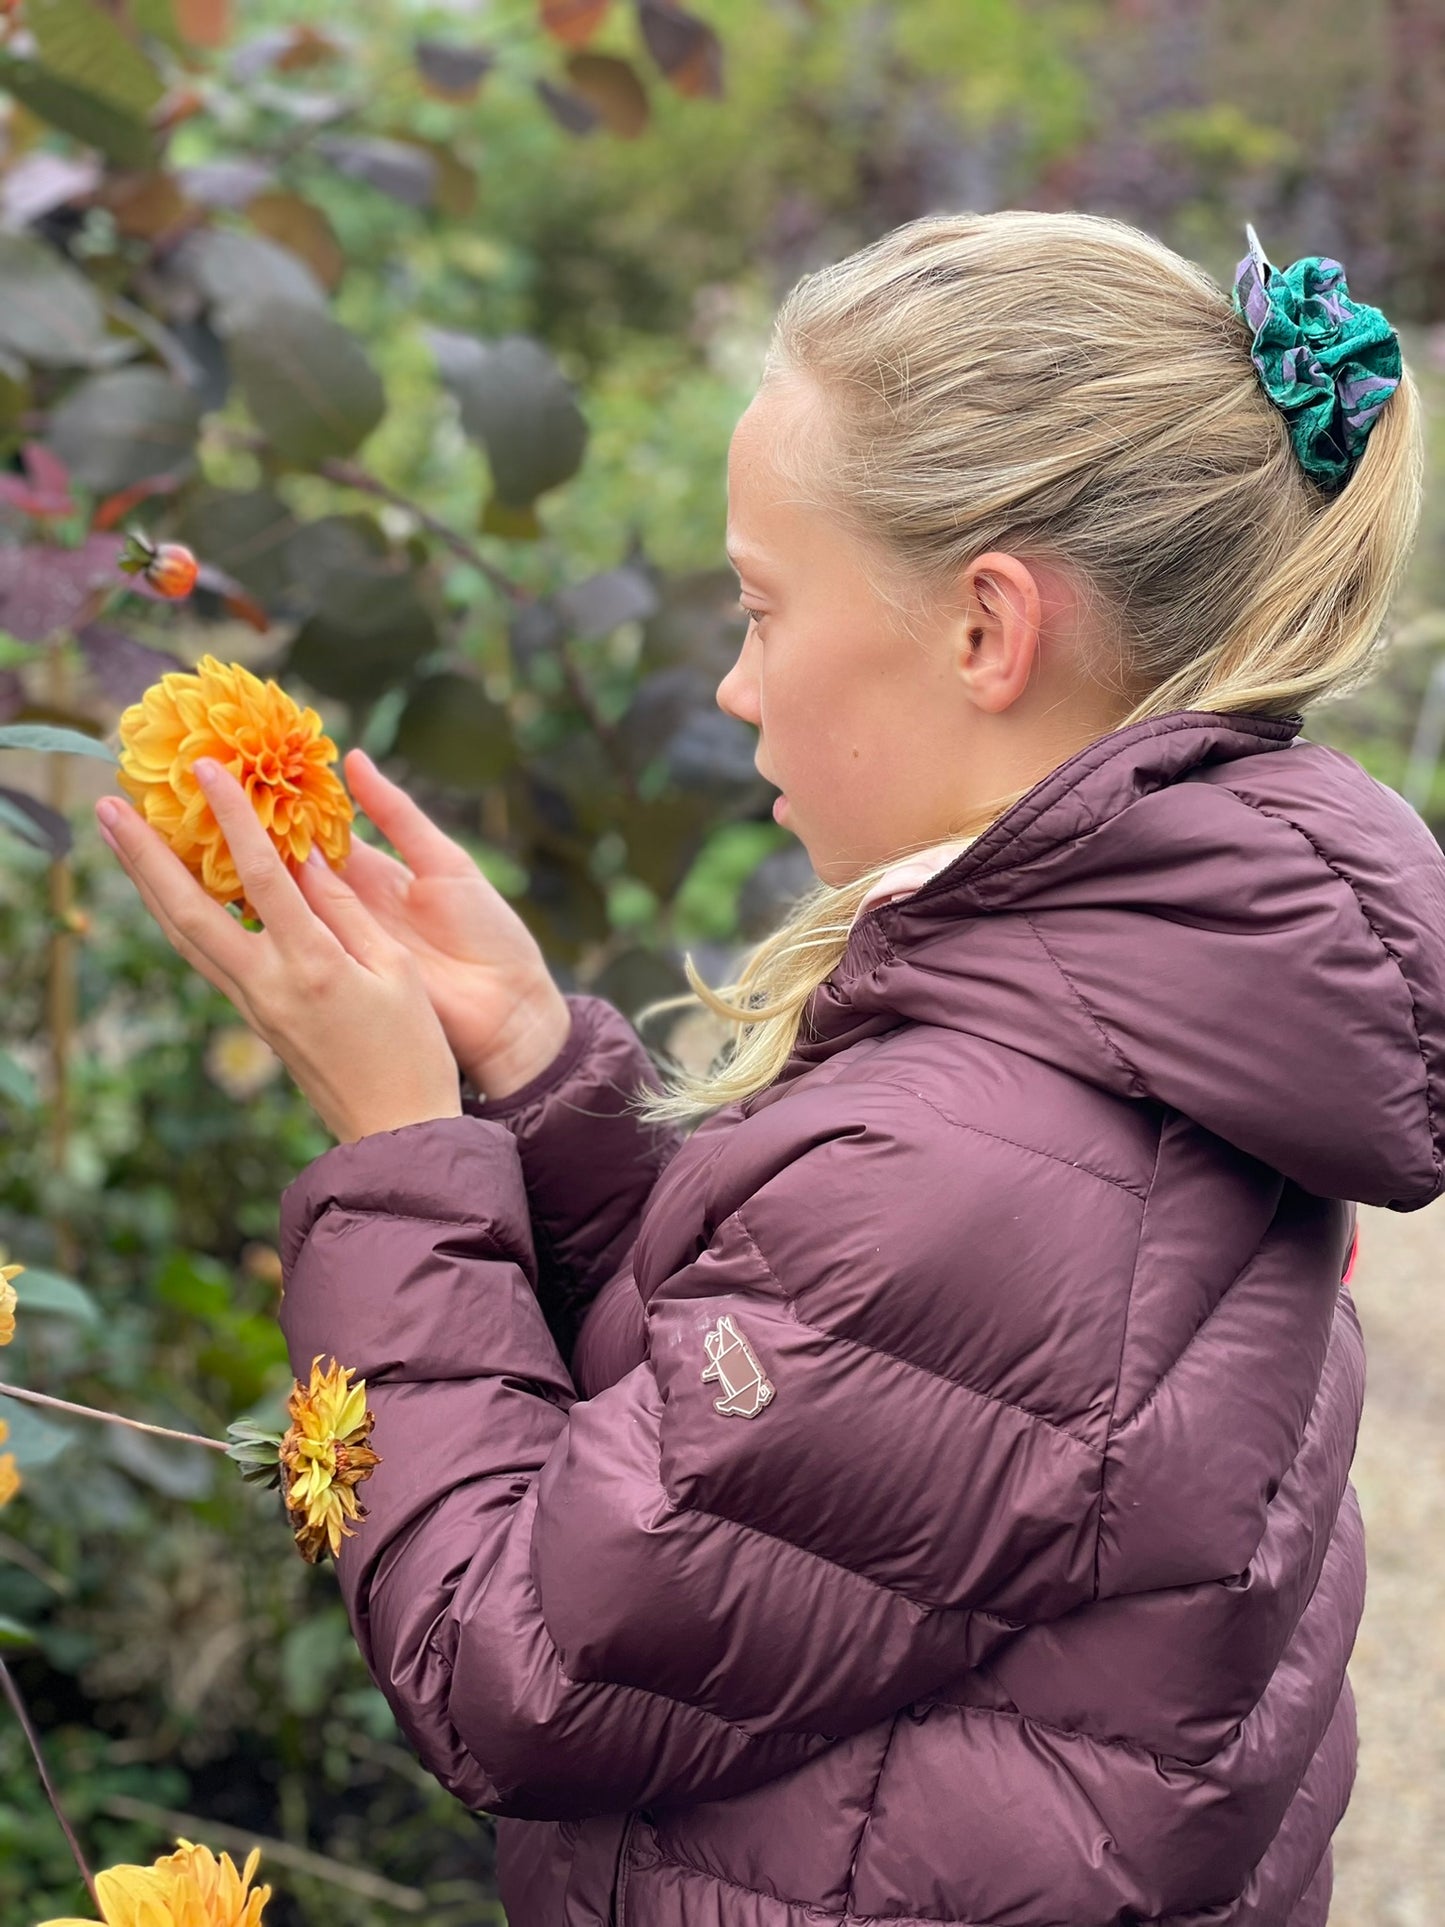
top-left (338, 834), bottom-right (549, 1077)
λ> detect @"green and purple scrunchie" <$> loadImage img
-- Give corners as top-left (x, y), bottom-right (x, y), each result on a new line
top-left (1231, 231), bottom-right (1401, 493)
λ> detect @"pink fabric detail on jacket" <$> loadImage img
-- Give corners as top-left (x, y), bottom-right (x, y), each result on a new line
top-left (851, 835), bottom-right (980, 925)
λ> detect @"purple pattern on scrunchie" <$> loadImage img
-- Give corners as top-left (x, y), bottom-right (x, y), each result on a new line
top-left (1231, 247), bottom-right (1401, 491)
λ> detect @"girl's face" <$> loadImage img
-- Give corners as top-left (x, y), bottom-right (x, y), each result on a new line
top-left (716, 374), bottom-right (1128, 886)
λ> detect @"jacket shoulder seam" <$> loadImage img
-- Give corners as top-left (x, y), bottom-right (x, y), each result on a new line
top-left (1021, 912), bottom-right (1150, 1101)
top-left (860, 1074), bottom-right (1150, 1201)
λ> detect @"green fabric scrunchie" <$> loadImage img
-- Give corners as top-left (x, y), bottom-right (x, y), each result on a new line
top-left (1231, 231), bottom-right (1401, 493)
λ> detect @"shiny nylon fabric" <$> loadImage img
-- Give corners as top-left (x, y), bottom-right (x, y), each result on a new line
top-left (277, 708), bottom-right (1445, 1925)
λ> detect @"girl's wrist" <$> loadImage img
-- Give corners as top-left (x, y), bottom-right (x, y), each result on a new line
top-left (463, 989), bottom-right (574, 1103)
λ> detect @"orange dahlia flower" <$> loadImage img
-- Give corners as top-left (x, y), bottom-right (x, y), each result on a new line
top-left (36, 1837), bottom-right (271, 1927)
top-left (114, 654), bottom-right (353, 923)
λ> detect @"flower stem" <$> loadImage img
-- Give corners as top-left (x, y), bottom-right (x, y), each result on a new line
top-left (0, 1657), bottom-right (101, 1910)
top-left (0, 1382), bottom-right (228, 1453)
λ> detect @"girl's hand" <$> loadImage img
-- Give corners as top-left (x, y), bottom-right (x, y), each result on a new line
top-left (93, 757), bottom-right (465, 1146)
top-left (333, 748), bottom-right (571, 1100)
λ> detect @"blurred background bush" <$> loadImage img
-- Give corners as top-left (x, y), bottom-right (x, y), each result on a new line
top-left (0, 0), bottom-right (1440, 1920)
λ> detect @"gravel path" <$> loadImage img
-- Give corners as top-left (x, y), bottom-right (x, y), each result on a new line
top-left (1331, 1199), bottom-right (1445, 1923)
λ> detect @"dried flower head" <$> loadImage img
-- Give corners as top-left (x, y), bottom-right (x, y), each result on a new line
top-left (35, 1836), bottom-right (271, 1926)
top-left (0, 1416), bottom-right (19, 1509)
top-left (1, 1248), bottom-right (24, 1347)
top-left (114, 654), bottom-right (353, 922)
top-left (278, 1355), bottom-right (381, 1564)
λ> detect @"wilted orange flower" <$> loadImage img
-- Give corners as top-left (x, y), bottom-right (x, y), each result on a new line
top-left (114, 654), bottom-right (353, 922)
top-left (36, 1837), bottom-right (271, 1927)
top-left (280, 1355), bottom-right (381, 1564)
top-left (1, 1248), bottom-right (23, 1347)
top-left (0, 1417), bottom-right (19, 1509)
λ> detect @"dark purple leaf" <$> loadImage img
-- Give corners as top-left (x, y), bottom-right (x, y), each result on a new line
top-left (534, 77), bottom-right (602, 135)
top-left (314, 135), bottom-right (437, 207)
top-left (175, 159), bottom-right (276, 209)
top-left (0, 783), bottom-right (72, 856)
top-left (413, 39), bottom-right (496, 98)
top-left (0, 534), bottom-right (126, 642)
top-left (76, 623), bottom-right (183, 707)
top-left (554, 564), bottom-right (658, 639)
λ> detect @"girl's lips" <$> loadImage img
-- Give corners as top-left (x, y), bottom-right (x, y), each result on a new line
top-left (772, 794), bottom-right (788, 821)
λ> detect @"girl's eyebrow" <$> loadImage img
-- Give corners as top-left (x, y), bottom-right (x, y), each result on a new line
top-left (725, 539), bottom-right (771, 574)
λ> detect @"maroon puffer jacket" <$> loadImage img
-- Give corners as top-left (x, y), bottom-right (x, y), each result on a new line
top-left (277, 708), bottom-right (1445, 1927)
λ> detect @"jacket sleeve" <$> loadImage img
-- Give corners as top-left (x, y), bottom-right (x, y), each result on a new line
top-left (275, 1078), bottom-right (1105, 1821)
top-left (457, 992), bottom-right (686, 1356)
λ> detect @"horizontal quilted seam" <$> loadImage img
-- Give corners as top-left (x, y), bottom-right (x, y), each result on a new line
top-left (655, 1482), bottom-right (964, 1621)
top-left (736, 1205), bottom-right (1108, 1452)
top-left (920, 1695), bottom-right (1206, 1774)
top-left (1220, 788), bottom-right (1444, 1193)
top-left (506, 1521), bottom-right (838, 1754)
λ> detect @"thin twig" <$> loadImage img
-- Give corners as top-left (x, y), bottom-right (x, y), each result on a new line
top-left (0, 1382), bottom-right (228, 1453)
top-left (0, 1530), bottom-right (73, 1596)
top-left (99, 1792), bottom-right (428, 1911)
top-left (0, 1658), bottom-right (100, 1909)
top-left (316, 456), bottom-right (528, 603)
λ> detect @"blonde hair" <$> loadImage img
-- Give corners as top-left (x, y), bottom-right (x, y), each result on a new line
top-left (622, 209), bottom-right (1425, 1131)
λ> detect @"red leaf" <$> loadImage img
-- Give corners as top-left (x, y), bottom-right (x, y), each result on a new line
top-left (539, 0), bottom-right (611, 48)
top-left (92, 471), bottom-right (190, 533)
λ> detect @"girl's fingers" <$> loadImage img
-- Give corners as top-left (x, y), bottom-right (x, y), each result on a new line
top-left (93, 797), bottom-right (248, 1001)
top-left (295, 847), bottom-right (399, 970)
top-left (193, 759), bottom-right (320, 948)
top-left (335, 828), bottom-right (412, 895)
top-left (344, 748), bottom-right (476, 880)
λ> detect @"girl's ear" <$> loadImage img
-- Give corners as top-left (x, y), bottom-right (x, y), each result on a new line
top-left (957, 551), bottom-right (1045, 712)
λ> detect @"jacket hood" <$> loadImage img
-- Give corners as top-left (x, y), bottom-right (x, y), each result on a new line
top-left (783, 709), bottom-right (1445, 1211)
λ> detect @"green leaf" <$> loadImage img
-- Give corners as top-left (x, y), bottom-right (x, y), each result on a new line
top-left (0, 1399), bottom-right (75, 1468)
top-left (0, 55), bottom-right (157, 170)
top-left (105, 1422), bottom-right (215, 1499)
top-left (178, 229), bottom-right (328, 336)
top-left (230, 301), bottom-right (385, 466)
top-left (0, 1616), bottom-right (38, 1651)
top-left (287, 591), bottom-right (437, 703)
top-left (0, 724), bottom-right (117, 764)
top-left (5, 1266), bottom-right (100, 1326)
top-left (0, 1050), bottom-right (39, 1110)
top-left (0, 231), bottom-right (111, 369)
top-left (27, 0), bottom-right (167, 120)
top-left (428, 329), bottom-right (588, 507)
top-left (390, 671), bottom-right (515, 791)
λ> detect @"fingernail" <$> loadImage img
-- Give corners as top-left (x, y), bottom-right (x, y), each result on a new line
top-left (305, 844), bottom-right (327, 869)
top-left (96, 798), bottom-right (122, 827)
top-left (97, 823), bottom-right (120, 853)
top-left (193, 757), bottom-right (219, 783)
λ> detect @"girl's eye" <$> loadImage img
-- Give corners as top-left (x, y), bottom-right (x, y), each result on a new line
top-left (737, 598), bottom-right (763, 627)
